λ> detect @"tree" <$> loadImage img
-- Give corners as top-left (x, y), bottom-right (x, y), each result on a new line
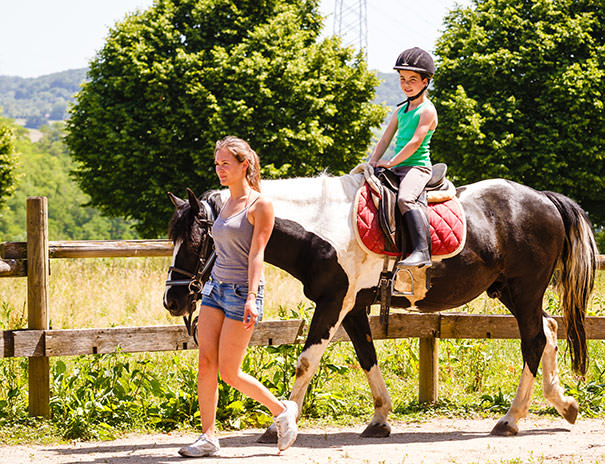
top-left (431, 0), bottom-right (605, 225)
top-left (65, 0), bottom-right (386, 237)
top-left (0, 123), bottom-right (138, 241)
top-left (0, 111), bottom-right (17, 207)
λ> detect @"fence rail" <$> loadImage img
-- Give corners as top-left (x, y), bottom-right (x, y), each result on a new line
top-left (3, 313), bottom-right (605, 359)
top-left (1, 197), bottom-right (604, 416)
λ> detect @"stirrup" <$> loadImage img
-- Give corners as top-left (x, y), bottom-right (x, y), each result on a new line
top-left (392, 267), bottom-right (414, 296)
top-left (392, 266), bottom-right (432, 297)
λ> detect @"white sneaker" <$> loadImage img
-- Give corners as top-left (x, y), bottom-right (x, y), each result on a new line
top-left (178, 433), bottom-right (220, 457)
top-left (274, 400), bottom-right (298, 451)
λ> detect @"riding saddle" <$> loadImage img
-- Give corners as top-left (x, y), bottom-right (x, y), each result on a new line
top-left (373, 163), bottom-right (454, 254)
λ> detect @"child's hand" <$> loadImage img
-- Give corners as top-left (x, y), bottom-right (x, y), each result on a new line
top-left (376, 160), bottom-right (392, 169)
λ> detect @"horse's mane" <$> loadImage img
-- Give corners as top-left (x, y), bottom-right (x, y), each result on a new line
top-left (168, 190), bottom-right (222, 243)
top-left (260, 168), bottom-right (365, 206)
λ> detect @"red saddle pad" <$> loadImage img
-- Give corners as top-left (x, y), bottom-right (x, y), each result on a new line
top-left (355, 182), bottom-right (466, 258)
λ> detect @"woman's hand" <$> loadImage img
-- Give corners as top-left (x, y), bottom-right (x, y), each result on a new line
top-left (376, 159), bottom-right (392, 168)
top-left (243, 294), bottom-right (258, 330)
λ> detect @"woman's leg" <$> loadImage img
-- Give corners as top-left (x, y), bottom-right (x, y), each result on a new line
top-left (196, 305), bottom-right (225, 438)
top-left (217, 318), bottom-right (285, 417)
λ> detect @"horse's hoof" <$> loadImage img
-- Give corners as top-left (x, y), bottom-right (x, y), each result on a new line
top-left (490, 420), bottom-right (518, 436)
top-left (563, 399), bottom-right (579, 424)
top-left (360, 422), bottom-right (391, 438)
top-left (257, 423), bottom-right (278, 443)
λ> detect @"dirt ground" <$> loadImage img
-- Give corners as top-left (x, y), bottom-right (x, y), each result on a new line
top-left (2, 416), bottom-right (604, 464)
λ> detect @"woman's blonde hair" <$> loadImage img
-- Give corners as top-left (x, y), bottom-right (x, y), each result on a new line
top-left (214, 136), bottom-right (261, 192)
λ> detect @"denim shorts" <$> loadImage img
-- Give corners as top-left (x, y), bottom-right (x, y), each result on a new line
top-left (200, 279), bottom-right (264, 324)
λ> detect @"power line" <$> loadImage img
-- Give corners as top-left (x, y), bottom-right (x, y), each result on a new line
top-left (333, 0), bottom-right (368, 59)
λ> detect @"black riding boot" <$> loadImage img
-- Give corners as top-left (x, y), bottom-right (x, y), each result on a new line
top-left (397, 209), bottom-right (432, 268)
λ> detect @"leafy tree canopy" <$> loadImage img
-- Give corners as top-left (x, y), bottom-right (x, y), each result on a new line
top-left (65, 0), bottom-right (386, 237)
top-left (0, 111), bottom-right (17, 207)
top-left (432, 0), bottom-right (605, 225)
top-left (0, 122), bottom-right (137, 241)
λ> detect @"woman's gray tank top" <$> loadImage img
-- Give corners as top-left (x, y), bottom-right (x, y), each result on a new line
top-left (211, 198), bottom-right (263, 284)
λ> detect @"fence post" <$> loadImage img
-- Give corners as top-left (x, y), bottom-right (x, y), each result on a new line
top-left (27, 197), bottom-right (50, 417)
top-left (418, 336), bottom-right (438, 403)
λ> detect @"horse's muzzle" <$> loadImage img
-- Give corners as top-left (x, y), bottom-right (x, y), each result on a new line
top-left (163, 293), bottom-right (193, 317)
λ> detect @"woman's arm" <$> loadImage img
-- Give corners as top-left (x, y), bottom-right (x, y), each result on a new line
top-left (376, 105), bottom-right (437, 168)
top-left (244, 196), bottom-right (275, 329)
top-left (368, 112), bottom-right (398, 167)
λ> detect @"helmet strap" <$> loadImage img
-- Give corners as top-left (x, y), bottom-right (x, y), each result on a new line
top-left (396, 83), bottom-right (429, 112)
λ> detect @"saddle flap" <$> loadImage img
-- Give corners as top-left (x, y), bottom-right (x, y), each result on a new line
top-left (376, 184), bottom-right (399, 252)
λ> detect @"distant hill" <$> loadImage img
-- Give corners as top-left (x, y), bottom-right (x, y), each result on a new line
top-left (0, 68), bottom-right (87, 128)
top-left (374, 71), bottom-right (401, 108)
top-left (0, 68), bottom-right (401, 129)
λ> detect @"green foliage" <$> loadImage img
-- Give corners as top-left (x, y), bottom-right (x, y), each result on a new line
top-left (65, 0), bottom-right (387, 237)
top-left (432, 0), bottom-right (605, 225)
top-left (50, 353), bottom-right (200, 439)
top-left (596, 227), bottom-right (605, 253)
top-left (564, 356), bottom-right (605, 417)
top-left (0, 113), bottom-right (17, 207)
top-left (0, 69), bottom-right (87, 128)
top-left (0, 358), bottom-right (29, 428)
top-left (479, 389), bottom-right (513, 413)
top-left (0, 122), bottom-right (137, 240)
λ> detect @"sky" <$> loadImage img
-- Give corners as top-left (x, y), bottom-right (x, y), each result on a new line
top-left (0, 0), bottom-right (472, 78)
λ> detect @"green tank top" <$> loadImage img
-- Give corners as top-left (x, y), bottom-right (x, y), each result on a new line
top-left (393, 101), bottom-right (434, 168)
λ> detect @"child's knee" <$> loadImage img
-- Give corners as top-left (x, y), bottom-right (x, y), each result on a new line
top-left (397, 196), bottom-right (416, 214)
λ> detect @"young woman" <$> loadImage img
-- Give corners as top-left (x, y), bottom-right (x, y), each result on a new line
top-left (368, 47), bottom-right (438, 269)
top-left (179, 136), bottom-right (298, 457)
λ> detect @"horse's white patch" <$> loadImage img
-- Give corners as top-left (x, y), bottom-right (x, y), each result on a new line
top-left (262, 172), bottom-right (385, 294)
top-left (365, 364), bottom-right (392, 424)
top-left (288, 303), bottom-right (355, 413)
top-left (290, 338), bottom-right (330, 411)
top-left (541, 316), bottom-right (577, 417)
top-left (163, 238), bottom-right (182, 307)
top-left (496, 363), bottom-right (535, 433)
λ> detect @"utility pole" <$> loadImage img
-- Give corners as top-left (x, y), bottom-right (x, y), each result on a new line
top-left (333, 0), bottom-right (368, 60)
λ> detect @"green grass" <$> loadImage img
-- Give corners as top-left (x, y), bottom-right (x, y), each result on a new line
top-left (0, 261), bottom-right (603, 444)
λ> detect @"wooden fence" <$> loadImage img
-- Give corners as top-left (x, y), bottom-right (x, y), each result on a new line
top-left (1, 197), bottom-right (604, 417)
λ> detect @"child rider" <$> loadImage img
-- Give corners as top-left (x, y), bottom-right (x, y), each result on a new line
top-left (368, 47), bottom-right (438, 269)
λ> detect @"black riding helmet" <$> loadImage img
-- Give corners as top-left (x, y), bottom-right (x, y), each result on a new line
top-left (394, 47), bottom-right (435, 107)
top-left (393, 47), bottom-right (435, 77)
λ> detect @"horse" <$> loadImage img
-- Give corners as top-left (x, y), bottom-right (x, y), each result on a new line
top-left (163, 165), bottom-right (598, 439)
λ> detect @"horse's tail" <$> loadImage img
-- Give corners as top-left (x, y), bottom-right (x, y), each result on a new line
top-left (543, 191), bottom-right (598, 376)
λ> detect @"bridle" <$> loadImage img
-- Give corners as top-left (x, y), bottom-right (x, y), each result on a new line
top-left (165, 200), bottom-right (216, 345)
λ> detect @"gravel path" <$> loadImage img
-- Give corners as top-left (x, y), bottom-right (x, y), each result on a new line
top-left (2, 417), bottom-right (604, 463)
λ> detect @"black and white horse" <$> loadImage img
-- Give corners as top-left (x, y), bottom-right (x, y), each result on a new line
top-left (163, 166), bottom-right (598, 438)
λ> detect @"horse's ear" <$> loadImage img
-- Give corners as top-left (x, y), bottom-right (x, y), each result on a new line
top-left (187, 188), bottom-right (202, 216)
top-left (168, 192), bottom-right (186, 208)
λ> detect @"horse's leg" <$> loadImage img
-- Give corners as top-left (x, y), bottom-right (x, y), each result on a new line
top-left (491, 283), bottom-right (546, 436)
top-left (341, 304), bottom-right (392, 437)
top-left (541, 316), bottom-right (579, 423)
top-left (257, 295), bottom-right (346, 443)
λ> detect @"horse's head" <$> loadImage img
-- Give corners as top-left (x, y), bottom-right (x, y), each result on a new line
top-left (163, 188), bottom-right (218, 318)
